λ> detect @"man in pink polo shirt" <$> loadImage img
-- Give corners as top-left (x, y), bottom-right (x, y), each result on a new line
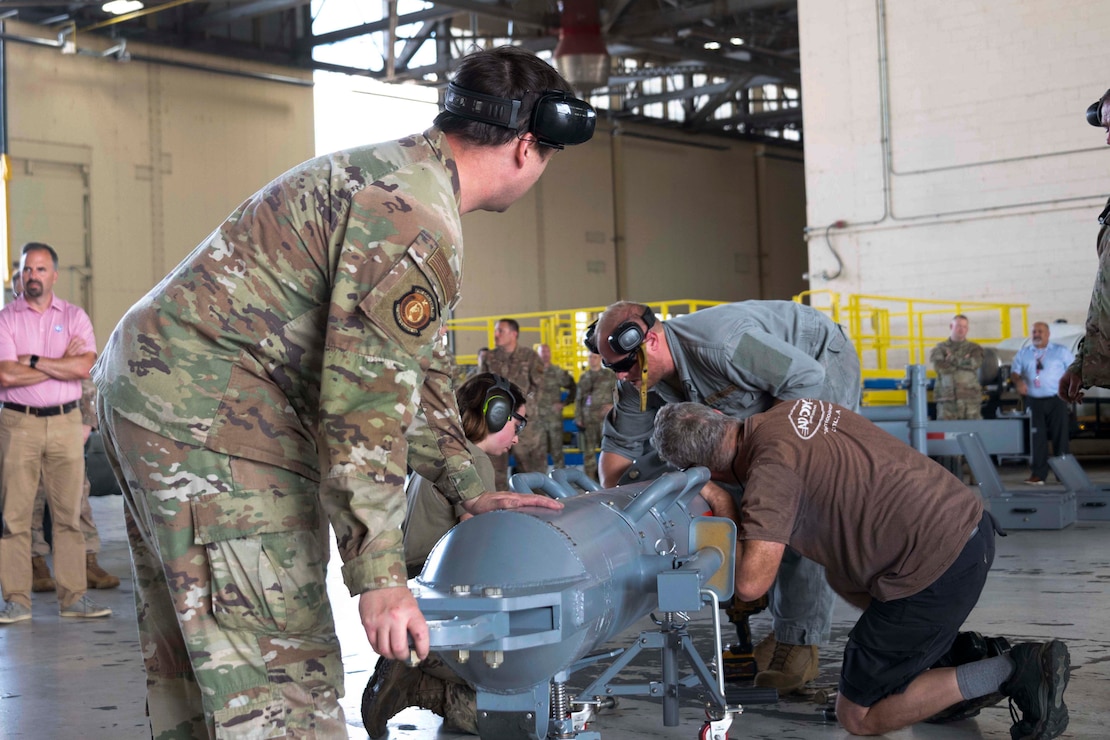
top-left (0, 242), bottom-right (110, 622)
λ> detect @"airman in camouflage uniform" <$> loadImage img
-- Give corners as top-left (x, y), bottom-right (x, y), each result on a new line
top-left (478, 318), bottom-right (545, 484)
top-left (1063, 91), bottom-right (1110, 401)
top-left (93, 46), bottom-right (584, 739)
top-left (930, 314), bottom-right (984, 420)
top-left (520, 343), bottom-right (576, 467)
top-left (574, 352), bottom-right (616, 480)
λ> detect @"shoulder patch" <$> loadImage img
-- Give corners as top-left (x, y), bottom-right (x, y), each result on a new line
top-left (393, 285), bottom-right (438, 336)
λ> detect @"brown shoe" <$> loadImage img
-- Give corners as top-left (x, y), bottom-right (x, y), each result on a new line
top-left (86, 553), bottom-right (121, 589)
top-left (754, 642), bottom-right (819, 694)
top-left (753, 633), bottom-right (777, 673)
top-left (31, 556), bottom-right (56, 592)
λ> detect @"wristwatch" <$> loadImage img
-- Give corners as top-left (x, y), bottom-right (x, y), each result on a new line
top-left (29, 355), bottom-right (39, 369)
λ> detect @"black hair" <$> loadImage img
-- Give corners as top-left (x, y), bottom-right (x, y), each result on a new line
top-left (434, 46), bottom-right (573, 147)
top-left (21, 242), bottom-right (59, 269)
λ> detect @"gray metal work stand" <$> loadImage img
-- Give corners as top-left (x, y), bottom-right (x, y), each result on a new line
top-left (957, 432), bottom-right (1077, 530)
top-left (1048, 454), bottom-right (1110, 521)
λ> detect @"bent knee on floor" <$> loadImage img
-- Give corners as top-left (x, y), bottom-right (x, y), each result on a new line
top-left (835, 697), bottom-right (881, 736)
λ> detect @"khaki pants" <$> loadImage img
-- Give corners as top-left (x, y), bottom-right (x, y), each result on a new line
top-left (0, 407), bottom-right (86, 609)
top-left (31, 473), bottom-right (100, 557)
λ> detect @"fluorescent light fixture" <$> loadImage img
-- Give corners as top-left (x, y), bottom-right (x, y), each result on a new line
top-left (102, 1), bottom-right (144, 15)
top-left (703, 41), bottom-right (721, 50)
top-left (730, 37), bottom-right (745, 46)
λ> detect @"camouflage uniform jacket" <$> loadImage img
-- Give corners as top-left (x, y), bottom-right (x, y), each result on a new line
top-left (538, 363), bottom-right (576, 417)
top-left (930, 339), bottom-right (984, 402)
top-left (91, 128), bottom-right (484, 595)
top-left (574, 368), bottom-right (617, 426)
top-left (1069, 195), bottom-right (1110, 389)
top-left (480, 346), bottom-right (544, 402)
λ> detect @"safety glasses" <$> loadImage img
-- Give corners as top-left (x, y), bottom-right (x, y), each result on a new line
top-left (602, 352), bottom-right (639, 373)
top-left (511, 412), bottom-right (528, 434)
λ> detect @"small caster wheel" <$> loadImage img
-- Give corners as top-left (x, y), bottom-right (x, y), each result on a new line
top-left (699, 721), bottom-right (729, 740)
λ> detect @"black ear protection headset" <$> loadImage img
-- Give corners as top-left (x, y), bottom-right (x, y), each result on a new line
top-left (1088, 95), bottom-right (1110, 225)
top-left (1087, 99), bottom-right (1105, 128)
top-left (444, 83), bottom-right (597, 149)
top-left (583, 319), bottom-right (599, 354)
top-left (482, 375), bottom-right (517, 433)
top-left (608, 305), bottom-right (657, 356)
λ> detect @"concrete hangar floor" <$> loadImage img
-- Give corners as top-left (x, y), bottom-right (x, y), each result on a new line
top-left (0, 463), bottom-right (1106, 739)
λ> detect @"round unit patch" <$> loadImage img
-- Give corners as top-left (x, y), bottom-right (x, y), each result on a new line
top-left (393, 285), bottom-right (438, 336)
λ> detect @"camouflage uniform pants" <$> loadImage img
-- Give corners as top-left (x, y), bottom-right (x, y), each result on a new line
top-left (512, 420), bottom-right (548, 474)
top-left (578, 418), bottom-right (602, 481)
top-left (31, 473), bottom-right (100, 557)
top-left (99, 400), bottom-right (345, 739)
top-left (538, 414), bottom-right (565, 467)
top-left (936, 400), bottom-right (982, 421)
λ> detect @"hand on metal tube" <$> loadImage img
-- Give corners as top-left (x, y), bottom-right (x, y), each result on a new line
top-left (459, 490), bottom-right (565, 516)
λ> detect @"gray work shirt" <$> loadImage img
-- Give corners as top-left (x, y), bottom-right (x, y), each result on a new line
top-left (601, 301), bottom-right (861, 460)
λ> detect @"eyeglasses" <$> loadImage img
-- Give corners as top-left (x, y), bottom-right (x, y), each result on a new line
top-left (602, 352), bottom-right (639, 373)
top-left (511, 412), bottom-right (527, 434)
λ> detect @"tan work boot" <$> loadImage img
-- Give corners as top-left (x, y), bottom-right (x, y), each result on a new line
top-left (753, 633), bottom-right (777, 673)
top-left (86, 553), bottom-right (121, 589)
top-left (754, 641), bottom-right (819, 693)
top-left (31, 556), bottom-right (56, 592)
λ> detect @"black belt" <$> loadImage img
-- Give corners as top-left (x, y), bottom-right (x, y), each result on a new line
top-left (2, 401), bottom-right (78, 417)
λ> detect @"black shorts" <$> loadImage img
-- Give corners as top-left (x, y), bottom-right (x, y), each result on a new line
top-left (839, 511), bottom-right (996, 707)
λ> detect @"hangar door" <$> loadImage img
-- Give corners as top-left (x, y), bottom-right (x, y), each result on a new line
top-left (5, 142), bottom-right (92, 316)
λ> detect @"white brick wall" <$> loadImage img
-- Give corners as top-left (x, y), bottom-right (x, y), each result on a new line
top-left (798, 0), bottom-right (1110, 330)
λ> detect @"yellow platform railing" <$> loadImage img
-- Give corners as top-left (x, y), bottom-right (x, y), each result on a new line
top-left (795, 290), bottom-right (1028, 404)
top-left (449, 293), bottom-right (1028, 406)
top-left (448, 299), bottom-right (725, 378)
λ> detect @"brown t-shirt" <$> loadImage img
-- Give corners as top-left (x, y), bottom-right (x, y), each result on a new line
top-left (736, 399), bottom-right (983, 603)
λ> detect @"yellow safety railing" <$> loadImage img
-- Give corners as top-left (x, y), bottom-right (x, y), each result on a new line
top-left (448, 299), bottom-right (725, 379)
top-left (794, 291), bottom-right (1028, 404)
top-left (449, 293), bottom-right (1029, 406)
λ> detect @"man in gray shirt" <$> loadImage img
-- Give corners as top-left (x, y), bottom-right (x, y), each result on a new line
top-left (593, 300), bottom-right (861, 692)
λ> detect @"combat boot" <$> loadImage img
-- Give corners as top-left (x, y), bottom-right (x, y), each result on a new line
top-left (754, 641), bottom-right (819, 693)
top-left (86, 553), bottom-right (120, 589)
top-left (31, 556), bottom-right (56, 592)
top-left (927, 633), bottom-right (1012, 724)
top-left (362, 658), bottom-right (448, 739)
top-left (752, 633), bottom-right (777, 673)
top-left (443, 682), bottom-right (479, 735)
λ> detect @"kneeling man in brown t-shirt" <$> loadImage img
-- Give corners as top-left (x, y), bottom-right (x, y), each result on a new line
top-left (652, 400), bottom-right (1070, 740)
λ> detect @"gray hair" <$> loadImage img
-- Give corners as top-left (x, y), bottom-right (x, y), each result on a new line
top-left (652, 402), bottom-right (737, 471)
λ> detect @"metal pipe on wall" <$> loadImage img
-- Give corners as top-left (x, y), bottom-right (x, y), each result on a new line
top-left (0, 17), bottom-right (9, 293)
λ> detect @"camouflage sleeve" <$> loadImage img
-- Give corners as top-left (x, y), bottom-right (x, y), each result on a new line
top-left (407, 341), bottom-right (485, 505)
top-left (319, 229), bottom-right (462, 596)
top-left (930, 342), bottom-right (954, 372)
top-left (574, 372), bottom-right (593, 425)
top-left (962, 343), bottom-right (984, 371)
top-left (529, 352), bottom-right (545, 400)
top-left (562, 369), bottom-right (577, 405)
top-left (80, 378), bottom-right (98, 428)
top-left (317, 322), bottom-right (415, 596)
top-left (1070, 216), bottom-right (1110, 381)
